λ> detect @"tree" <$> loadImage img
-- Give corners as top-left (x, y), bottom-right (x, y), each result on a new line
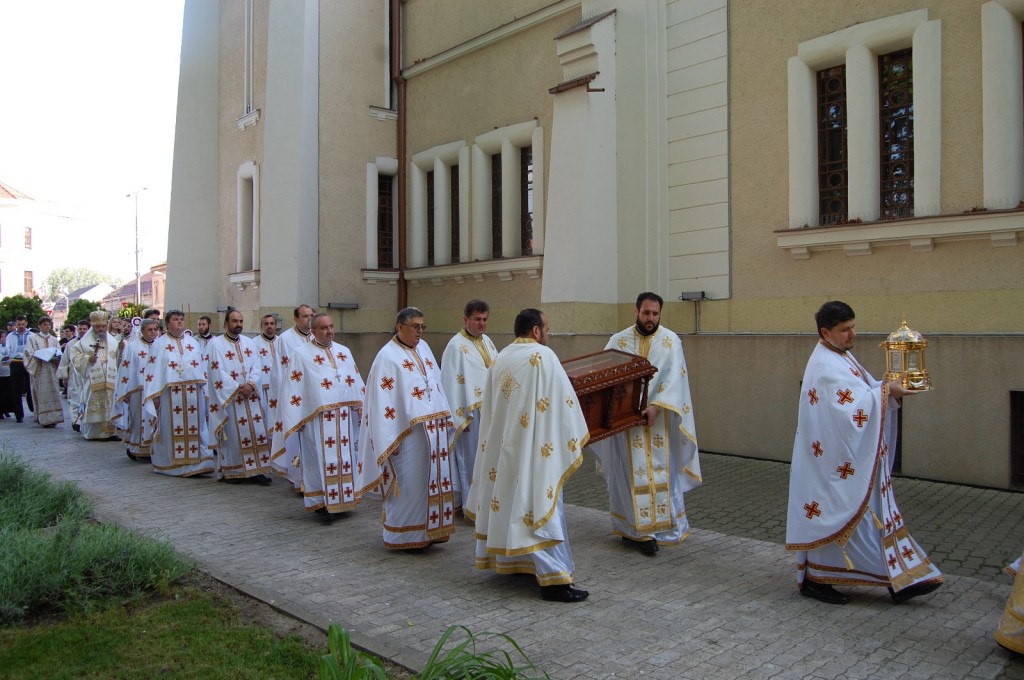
top-left (117, 303), bottom-right (147, 319)
top-left (0, 295), bottom-right (48, 327)
top-left (67, 299), bottom-right (101, 325)
top-left (41, 268), bottom-right (113, 303)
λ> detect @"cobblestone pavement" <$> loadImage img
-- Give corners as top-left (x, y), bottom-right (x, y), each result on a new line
top-left (5, 411), bottom-right (1024, 679)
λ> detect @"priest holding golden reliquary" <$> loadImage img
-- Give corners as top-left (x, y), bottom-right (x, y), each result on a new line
top-left (786, 301), bottom-right (942, 606)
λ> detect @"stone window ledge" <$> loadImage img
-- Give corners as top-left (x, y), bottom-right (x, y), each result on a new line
top-left (403, 256), bottom-right (543, 286)
top-left (228, 270), bottom-right (260, 290)
top-left (776, 209), bottom-right (1022, 259)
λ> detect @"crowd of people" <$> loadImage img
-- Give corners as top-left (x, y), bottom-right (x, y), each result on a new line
top-left (4, 296), bottom-right (1020, 642)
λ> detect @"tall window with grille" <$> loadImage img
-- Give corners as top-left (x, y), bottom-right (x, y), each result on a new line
top-left (426, 170), bottom-right (435, 265)
top-left (818, 66), bottom-right (848, 225)
top-left (23, 270), bottom-right (33, 295)
top-left (377, 174), bottom-right (394, 268)
top-left (450, 165), bottom-right (460, 263)
top-left (879, 48), bottom-right (914, 220)
top-left (491, 154), bottom-right (502, 259)
top-left (520, 146), bottom-right (534, 256)
top-left (24, 227), bottom-right (31, 250)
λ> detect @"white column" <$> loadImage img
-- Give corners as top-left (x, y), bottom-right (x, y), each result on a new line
top-left (787, 57), bottom-right (818, 228)
top-left (471, 145), bottom-right (491, 262)
top-left (982, 1), bottom-right (1024, 209)
top-left (365, 163), bottom-right (378, 269)
top-left (433, 156), bottom-right (451, 265)
top-left (912, 20), bottom-right (941, 217)
top-left (846, 44), bottom-right (880, 223)
top-left (458, 146), bottom-right (471, 263)
top-left (500, 138), bottom-right (520, 258)
top-left (409, 163), bottom-right (427, 268)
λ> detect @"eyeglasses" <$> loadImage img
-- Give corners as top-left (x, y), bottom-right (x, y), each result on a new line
top-left (401, 323), bottom-right (427, 331)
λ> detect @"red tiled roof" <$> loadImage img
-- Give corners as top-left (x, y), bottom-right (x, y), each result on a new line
top-left (0, 181), bottom-right (32, 200)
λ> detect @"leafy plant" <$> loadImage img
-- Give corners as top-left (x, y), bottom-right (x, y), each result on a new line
top-left (117, 302), bottom-right (148, 319)
top-left (0, 294), bottom-right (47, 326)
top-left (320, 623), bottom-right (387, 679)
top-left (66, 298), bottom-right (101, 325)
top-left (416, 625), bottom-right (549, 680)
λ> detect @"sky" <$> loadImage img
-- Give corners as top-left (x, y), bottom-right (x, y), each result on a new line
top-left (0, 0), bottom-right (185, 283)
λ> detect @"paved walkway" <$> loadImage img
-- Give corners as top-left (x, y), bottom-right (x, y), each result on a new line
top-left (5, 410), bottom-right (1024, 679)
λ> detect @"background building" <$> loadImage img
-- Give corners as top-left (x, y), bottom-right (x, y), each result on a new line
top-left (168, 0), bottom-right (1024, 488)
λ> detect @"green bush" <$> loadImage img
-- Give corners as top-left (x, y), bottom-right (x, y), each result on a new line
top-left (320, 624), bottom-right (387, 680)
top-left (0, 454), bottom-right (192, 624)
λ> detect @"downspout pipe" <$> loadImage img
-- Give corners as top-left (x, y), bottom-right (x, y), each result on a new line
top-left (391, 0), bottom-right (408, 309)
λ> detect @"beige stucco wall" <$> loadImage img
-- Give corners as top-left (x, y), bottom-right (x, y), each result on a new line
top-left (317, 1), bottom-right (397, 330)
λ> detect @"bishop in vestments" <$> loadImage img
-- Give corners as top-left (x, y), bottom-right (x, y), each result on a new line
top-left (68, 311), bottom-right (119, 440)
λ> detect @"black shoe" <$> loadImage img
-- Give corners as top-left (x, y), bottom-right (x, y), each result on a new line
top-left (800, 579), bottom-right (849, 605)
top-left (540, 584), bottom-right (589, 603)
top-left (621, 536), bottom-right (659, 556)
top-left (107, 435), bottom-right (121, 442)
top-left (16, 418), bottom-right (23, 423)
top-left (889, 580), bottom-right (942, 604)
top-left (71, 423), bottom-right (80, 432)
top-left (251, 474), bottom-right (273, 486)
top-left (126, 450), bottom-right (138, 461)
top-left (315, 507), bottom-right (337, 523)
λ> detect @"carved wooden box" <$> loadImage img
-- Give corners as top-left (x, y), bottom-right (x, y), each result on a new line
top-left (561, 349), bottom-right (657, 445)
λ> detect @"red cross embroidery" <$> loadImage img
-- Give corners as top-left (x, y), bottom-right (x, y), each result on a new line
top-left (229, 371), bottom-right (239, 380)
top-left (225, 351), bottom-right (235, 360)
top-left (121, 377), bottom-right (129, 384)
top-left (187, 385), bottom-right (196, 393)
top-left (321, 378), bottom-right (333, 390)
top-left (244, 348), bottom-right (252, 357)
top-left (186, 344), bottom-right (195, 352)
top-left (257, 435), bottom-right (266, 445)
top-left (852, 409), bottom-right (868, 427)
top-left (313, 355), bottom-right (325, 365)
top-left (444, 507), bottom-right (453, 521)
top-left (440, 449), bottom-right (448, 460)
top-left (328, 489), bottom-right (339, 501)
top-left (811, 441), bottom-right (823, 457)
top-left (138, 350), bottom-right (146, 358)
top-left (281, 356), bottom-right (289, 366)
top-left (122, 360), bottom-right (130, 368)
top-left (893, 511), bottom-right (902, 523)
top-left (253, 414), bottom-right (262, 422)
top-left (238, 416), bottom-right (248, 426)
top-left (291, 370), bottom-right (303, 382)
top-left (290, 395), bottom-right (302, 406)
top-left (327, 462), bottom-right (338, 474)
top-left (148, 356), bottom-right (156, 364)
top-left (324, 411), bottom-right (335, 421)
top-left (262, 366), bottom-right (270, 374)
top-left (837, 461), bottom-right (855, 479)
top-left (260, 453), bottom-right (269, 463)
top-left (381, 467), bottom-right (390, 485)
top-left (411, 386), bottom-right (426, 400)
top-left (836, 389), bottom-right (854, 405)
top-left (175, 444), bottom-right (184, 454)
top-left (210, 404), bottom-right (219, 412)
top-left (384, 406), bottom-right (396, 420)
top-left (345, 375), bottom-right (354, 386)
top-left (888, 554), bottom-right (898, 568)
top-left (145, 375), bottom-right (154, 382)
top-left (341, 461), bottom-right (351, 472)
top-left (189, 425), bottom-right (197, 434)
top-left (169, 361), bottom-right (179, 370)
top-left (339, 436), bottom-right (349, 447)
top-left (901, 546), bottom-right (915, 560)
top-left (425, 359), bottom-right (434, 369)
top-left (807, 388), bottom-right (819, 405)
top-left (338, 352), bottom-right (347, 361)
top-left (174, 426), bottom-right (184, 435)
top-left (339, 411), bottom-right (348, 420)
top-left (173, 406), bottom-right (182, 415)
top-left (325, 437), bottom-right (336, 448)
top-left (429, 509), bottom-right (439, 523)
top-left (885, 518), bottom-right (893, 532)
top-left (430, 481), bottom-right (438, 494)
top-left (381, 377), bottom-right (395, 390)
top-left (402, 360), bottom-right (415, 371)
top-left (245, 456), bottom-right (254, 466)
top-left (187, 405), bottom-right (197, 414)
top-left (344, 487), bottom-right (352, 498)
top-left (804, 501), bottom-right (822, 519)
top-left (274, 421), bottom-right (283, 432)
top-left (269, 399), bottom-right (278, 409)
top-left (211, 361), bottom-right (219, 369)
top-left (172, 386), bottom-right (181, 394)
top-left (166, 344), bottom-right (174, 351)
top-left (426, 421), bottom-right (436, 433)
top-left (214, 381), bottom-right (223, 390)
top-left (442, 478), bottom-right (451, 491)
top-left (259, 348), bottom-right (268, 356)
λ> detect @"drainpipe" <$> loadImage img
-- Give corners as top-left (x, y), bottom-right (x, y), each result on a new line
top-left (391, 0), bottom-right (408, 309)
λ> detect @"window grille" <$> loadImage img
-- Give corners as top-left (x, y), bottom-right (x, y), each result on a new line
top-left (491, 154), bottom-right (502, 259)
top-left (377, 174), bottom-right (394, 268)
top-left (817, 66), bottom-right (848, 225)
top-left (879, 48), bottom-right (914, 220)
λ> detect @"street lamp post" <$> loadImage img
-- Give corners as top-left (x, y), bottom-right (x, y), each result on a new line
top-left (126, 188), bottom-right (147, 306)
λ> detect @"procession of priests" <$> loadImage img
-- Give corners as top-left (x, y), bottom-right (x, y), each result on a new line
top-left (8, 293), bottom-right (990, 619)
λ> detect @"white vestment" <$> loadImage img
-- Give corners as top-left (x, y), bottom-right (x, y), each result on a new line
top-left (440, 329), bottom-right (497, 510)
top-left (143, 333), bottom-right (215, 477)
top-left (589, 325), bottom-right (702, 545)
top-left (270, 327), bottom-right (313, 489)
top-left (207, 334), bottom-right (273, 480)
top-left (467, 339), bottom-right (590, 586)
top-left (251, 333), bottom-right (278, 417)
top-left (272, 340), bottom-right (365, 512)
top-left (112, 336), bottom-right (156, 458)
top-left (786, 342), bottom-right (942, 593)
top-left (68, 329), bottom-right (119, 439)
top-left (25, 332), bottom-right (64, 426)
top-left (357, 338), bottom-right (456, 549)
top-left (57, 338), bottom-right (83, 425)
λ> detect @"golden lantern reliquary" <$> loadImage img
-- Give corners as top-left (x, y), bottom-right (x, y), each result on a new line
top-left (881, 318), bottom-right (931, 391)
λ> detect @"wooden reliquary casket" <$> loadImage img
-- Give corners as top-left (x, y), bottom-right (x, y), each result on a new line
top-left (561, 349), bottom-right (658, 445)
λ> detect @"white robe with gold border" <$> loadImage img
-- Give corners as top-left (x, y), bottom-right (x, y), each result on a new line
top-left (143, 333), bottom-right (215, 477)
top-left (270, 327), bottom-right (313, 489)
top-left (589, 325), bottom-right (701, 545)
top-left (785, 342), bottom-right (942, 593)
top-left (112, 336), bottom-right (155, 458)
top-left (440, 329), bottom-right (497, 510)
top-left (272, 340), bottom-right (365, 513)
top-left (467, 339), bottom-right (590, 586)
top-left (207, 334), bottom-right (273, 480)
top-left (25, 332), bottom-right (64, 426)
top-left (997, 547), bottom-right (1024, 653)
top-left (356, 337), bottom-right (456, 549)
top-left (69, 329), bottom-right (119, 439)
